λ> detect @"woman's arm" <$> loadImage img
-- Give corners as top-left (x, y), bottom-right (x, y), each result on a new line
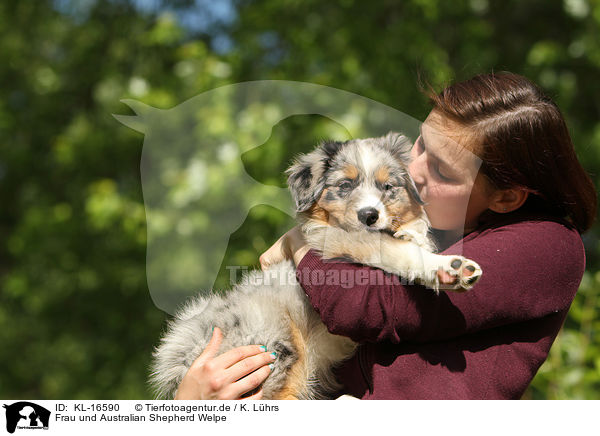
top-left (277, 220), bottom-right (584, 344)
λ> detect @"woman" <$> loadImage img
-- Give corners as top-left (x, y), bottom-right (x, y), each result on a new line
top-left (174, 72), bottom-right (596, 400)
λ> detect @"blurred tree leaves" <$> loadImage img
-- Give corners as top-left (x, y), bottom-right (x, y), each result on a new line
top-left (0, 0), bottom-right (598, 398)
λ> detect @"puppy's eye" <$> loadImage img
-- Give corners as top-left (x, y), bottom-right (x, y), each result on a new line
top-left (338, 180), bottom-right (353, 190)
top-left (383, 183), bottom-right (395, 191)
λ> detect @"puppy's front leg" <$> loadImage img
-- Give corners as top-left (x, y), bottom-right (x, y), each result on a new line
top-left (304, 226), bottom-right (481, 292)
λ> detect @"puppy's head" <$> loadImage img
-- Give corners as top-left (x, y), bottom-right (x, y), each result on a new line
top-left (286, 132), bottom-right (425, 234)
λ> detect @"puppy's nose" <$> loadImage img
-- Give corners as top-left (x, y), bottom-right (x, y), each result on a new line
top-left (358, 207), bottom-right (379, 226)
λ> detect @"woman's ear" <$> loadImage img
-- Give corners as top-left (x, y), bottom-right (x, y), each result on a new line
top-left (488, 188), bottom-right (529, 213)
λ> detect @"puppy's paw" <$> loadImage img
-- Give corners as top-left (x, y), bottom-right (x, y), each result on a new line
top-left (393, 229), bottom-right (429, 248)
top-left (393, 229), bottom-right (415, 241)
top-left (436, 256), bottom-right (482, 292)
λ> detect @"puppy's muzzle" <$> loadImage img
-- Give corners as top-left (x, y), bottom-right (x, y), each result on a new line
top-left (358, 207), bottom-right (379, 227)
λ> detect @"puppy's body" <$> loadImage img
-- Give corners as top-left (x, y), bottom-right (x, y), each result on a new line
top-left (150, 133), bottom-right (482, 399)
top-left (150, 260), bottom-right (356, 399)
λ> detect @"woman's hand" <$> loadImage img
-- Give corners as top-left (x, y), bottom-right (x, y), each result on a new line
top-left (174, 327), bottom-right (277, 400)
top-left (259, 226), bottom-right (310, 270)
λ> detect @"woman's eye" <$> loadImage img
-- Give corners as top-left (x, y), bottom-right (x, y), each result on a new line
top-left (434, 165), bottom-right (452, 182)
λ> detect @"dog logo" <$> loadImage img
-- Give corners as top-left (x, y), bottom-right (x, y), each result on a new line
top-left (3, 402), bottom-right (50, 434)
top-left (114, 80), bottom-right (424, 315)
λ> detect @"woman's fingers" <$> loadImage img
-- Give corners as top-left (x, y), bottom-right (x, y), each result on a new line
top-left (225, 365), bottom-right (273, 400)
top-left (259, 233), bottom-right (288, 270)
top-left (211, 343), bottom-right (270, 369)
top-left (174, 329), bottom-right (276, 400)
top-left (208, 350), bottom-right (275, 399)
top-left (260, 226), bottom-right (307, 270)
top-left (241, 387), bottom-right (264, 400)
top-left (223, 351), bottom-right (277, 385)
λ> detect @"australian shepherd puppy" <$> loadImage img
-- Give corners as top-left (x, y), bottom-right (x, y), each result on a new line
top-left (150, 132), bottom-right (482, 400)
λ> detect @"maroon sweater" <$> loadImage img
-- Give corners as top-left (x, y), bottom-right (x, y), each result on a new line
top-left (295, 213), bottom-right (585, 399)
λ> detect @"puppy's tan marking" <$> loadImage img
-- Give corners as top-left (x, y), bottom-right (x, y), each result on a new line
top-left (272, 317), bottom-right (306, 400)
top-left (306, 202), bottom-right (330, 225)
top-left (375, 166), bottom-right (390, 185)
top-left (388, 197), bottom-right (425, 233)
top-left (315, 190), bottom-right (349, 226)
top-left (342, 164), bottom-right (359, 180)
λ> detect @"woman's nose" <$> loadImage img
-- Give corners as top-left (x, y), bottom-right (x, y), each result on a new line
top-left (408, 152), bottom-right (426, 186)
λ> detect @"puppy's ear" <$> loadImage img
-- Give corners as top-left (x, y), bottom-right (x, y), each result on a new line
top-left (286, 140), bottom-right (345, 212)
top-left (381, 132), bottom-right (413, 164)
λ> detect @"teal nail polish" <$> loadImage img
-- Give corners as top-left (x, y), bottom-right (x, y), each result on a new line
top-left (271, 351), bottom-right (278, 359)
top-left (269, 363), bottom-right (275, 371)
top-left (260, 345), bottom-right (267, 352)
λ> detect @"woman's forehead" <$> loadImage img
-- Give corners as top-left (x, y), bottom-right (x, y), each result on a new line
top-left (422, 113), bottom-right (481, 172)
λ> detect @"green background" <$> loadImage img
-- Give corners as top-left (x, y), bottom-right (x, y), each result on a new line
top-left (1, 0), bottom-right (599, 399)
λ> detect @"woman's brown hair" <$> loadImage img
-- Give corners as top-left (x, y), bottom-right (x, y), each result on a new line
top-left (427, 71), bottom-right (597, 234)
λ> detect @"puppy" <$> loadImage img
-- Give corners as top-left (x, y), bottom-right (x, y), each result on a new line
top-left (149, 132), bottom-right (482, 399)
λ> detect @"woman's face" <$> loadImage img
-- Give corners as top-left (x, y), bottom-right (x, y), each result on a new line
top-left (408, 111), bottom-right (493, 233)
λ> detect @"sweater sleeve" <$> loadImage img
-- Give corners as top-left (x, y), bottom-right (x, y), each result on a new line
top-left (295, 219), bottom-right (585, 344)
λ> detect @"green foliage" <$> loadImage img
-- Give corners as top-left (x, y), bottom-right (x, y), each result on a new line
top-left (525, 271), bottom-right (600, 399)
top-left (0, 0), bottom-right (598, 399)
